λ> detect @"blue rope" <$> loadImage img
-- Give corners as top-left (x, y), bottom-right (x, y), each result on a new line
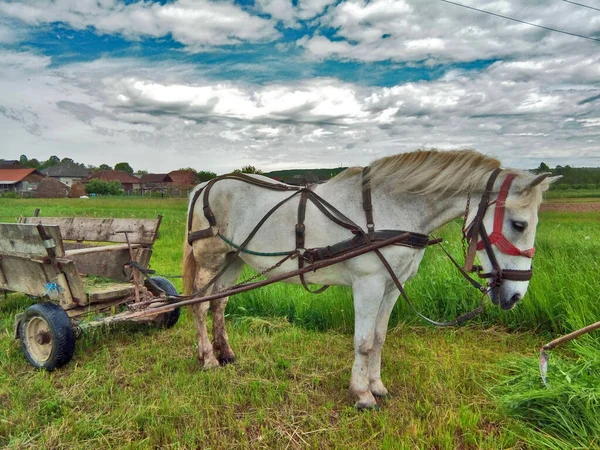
top-left (218, 233), bottom-right (293, 257)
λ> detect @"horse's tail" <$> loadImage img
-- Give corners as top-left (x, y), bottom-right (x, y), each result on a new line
top-left (182, 235), bottom-right (196, 296)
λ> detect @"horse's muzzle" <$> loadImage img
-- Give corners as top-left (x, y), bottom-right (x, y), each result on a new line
top-left (489, 288), bottom-right (522, 310)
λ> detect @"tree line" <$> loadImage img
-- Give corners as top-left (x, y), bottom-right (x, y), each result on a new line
top-left (534, 162), bottom-right (600, 190)
top-left (7, 154), bottom-right (600, 190)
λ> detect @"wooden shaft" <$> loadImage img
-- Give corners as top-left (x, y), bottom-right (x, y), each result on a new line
top-left (542, 319), bottom-right (600, 351)
top-left (119, 232), bottom-right (411, 321)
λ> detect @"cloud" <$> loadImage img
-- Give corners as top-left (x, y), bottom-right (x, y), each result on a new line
top-left (0, 48), bottom-right (599, 173)
top-left (300, 0), bottom-right (600, 63)
top-left (0, 0), bottom-right (279, 48)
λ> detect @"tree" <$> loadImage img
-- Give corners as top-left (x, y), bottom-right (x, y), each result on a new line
top-left (25, 158), bottom-right (40, 168)
top-left (114, 162), bottom-right (134, 173)
top-left (47, 155), bottom-right (60, 165)
top-left (197, 171), bottom-right (217, 182)
top-left (61, 157), bottom-right (74, 164)
top-left (538, 162), bottom-right (550, 172)
top-left (99, 164), bottom-right (111, 170)
top-left (135, 170), bottom-right (148, 176)
top-left (85, 179), bottom-right (122, 195)
top-left (233, 165), bottom-right (263, 174)
top-left (19, 154), bottom-right (28, 163)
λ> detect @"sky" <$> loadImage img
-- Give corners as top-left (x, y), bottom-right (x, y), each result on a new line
top-left (0, 0), bottom-right (599, 174)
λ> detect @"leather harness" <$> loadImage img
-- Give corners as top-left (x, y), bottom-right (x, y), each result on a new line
top-left (186, 168), bottom-right (536, 326)
top-left (187, 171), bottom-right (431, 294)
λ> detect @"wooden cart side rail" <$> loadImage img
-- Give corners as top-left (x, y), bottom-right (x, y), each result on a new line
top-left (64, 243), bottom-right (142, 257)
top-left (0, 254), bottom-right (85, 309)
top-left (19, 217), bottom-right (162, 245)
top-left (0, 223), bottom-right (65, 258)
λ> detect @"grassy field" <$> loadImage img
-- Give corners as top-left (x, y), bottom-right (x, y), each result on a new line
top-left (1, 197), bottom-right (599, 449)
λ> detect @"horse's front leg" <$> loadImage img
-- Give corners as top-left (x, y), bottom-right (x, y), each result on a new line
top-left (350, 276), bottom-right (387, 410)
top-left (368, 283), bottom-right (399, 398)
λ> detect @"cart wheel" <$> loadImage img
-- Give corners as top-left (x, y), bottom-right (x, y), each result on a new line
top-left (145, 276), bottom-right (181, 328)
top-left (19, 303), bottom-right (75, 370)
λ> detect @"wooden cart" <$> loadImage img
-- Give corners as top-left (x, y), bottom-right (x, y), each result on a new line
top-left (1, 212), bottom-right (180, 370)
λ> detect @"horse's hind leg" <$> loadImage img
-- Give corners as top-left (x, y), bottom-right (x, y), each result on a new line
top-left (210, 256), bottom-right (244, 365)
top-left (188, 238), bottom-right (239, 369)
top-left (191, 301), bottom-right (218, 369)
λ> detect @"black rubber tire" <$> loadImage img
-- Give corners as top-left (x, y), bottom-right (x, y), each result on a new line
top-left (19, 303), bottom-right (75, 371)
top-left (144, 276), bottom-right (181, 328)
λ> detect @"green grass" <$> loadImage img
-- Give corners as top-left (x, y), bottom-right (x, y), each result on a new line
top-left (546, 188), bottom-right (600, 199)
top-left (1, 197), bottom-right (600, 448)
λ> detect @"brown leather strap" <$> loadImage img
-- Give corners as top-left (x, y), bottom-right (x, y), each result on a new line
top-left (464, 168), bottom-right (502, 272)
top-left (187, 173), bottom-right (300, 235)
top-left (296, 190), bottom-right (309, 249)
top-left (362, 167), bottom-right (375, 233)
top-left (296, 190), bottom-right (329, 294)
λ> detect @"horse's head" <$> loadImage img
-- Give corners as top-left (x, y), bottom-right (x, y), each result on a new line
top-left (465, 170), bottom-right (561, 310)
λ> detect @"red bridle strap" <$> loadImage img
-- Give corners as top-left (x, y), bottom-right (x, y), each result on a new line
top-left (476, 174), bottom-right (535, 258)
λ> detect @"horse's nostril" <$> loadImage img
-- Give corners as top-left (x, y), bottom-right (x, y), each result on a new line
top-left (510, 293), bottom-right (522, 304)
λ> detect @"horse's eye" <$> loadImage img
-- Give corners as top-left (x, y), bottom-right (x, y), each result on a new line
top-left (512, 220), bottom-right (527, 232)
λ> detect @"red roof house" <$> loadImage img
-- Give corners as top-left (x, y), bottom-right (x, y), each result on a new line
top-left (0, 168), bottom-right (45, 194)
top-left (168, 170), bottom-right (198, 189)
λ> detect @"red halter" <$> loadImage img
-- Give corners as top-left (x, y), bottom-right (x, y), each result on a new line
top-left (476, 174), bottom-right (535, 258)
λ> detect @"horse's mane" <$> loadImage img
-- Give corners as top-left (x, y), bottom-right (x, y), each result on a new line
top-left (333, 149), bottom-right (505, 199)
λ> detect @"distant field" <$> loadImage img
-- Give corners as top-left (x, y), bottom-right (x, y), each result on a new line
top-left (545, 188), bottom-right (600, 199)
top-left (1, 196), bottom-right (599, 449)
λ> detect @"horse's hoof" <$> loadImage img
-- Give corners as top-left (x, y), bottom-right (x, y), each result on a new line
top-left (374, 393), bottom-right (392, 401)
top-left (355, 401), bottom-right (380, 411)
top-left (200, 357), bottom-right (220, 369)
top-left (219, 356), bottom-right (236, 366)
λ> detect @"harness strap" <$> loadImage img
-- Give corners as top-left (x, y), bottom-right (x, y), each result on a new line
top-left (294, 191), bottom-right (329, 294)
top-left (475, 174), bottom-right (536, 258)
top-left (362, 167), bottom-right (375, 233)
top-left (188, 190), bottom-right (302, 297)
top-left (370, 242), bottom-right (485, 327)
top-left (187, 173), bottom-right (300, 243)
top-left (464, 168), bottom-right (502, 271)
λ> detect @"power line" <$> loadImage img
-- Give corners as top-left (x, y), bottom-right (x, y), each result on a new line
top-left (562, 0), bottom-right (600, 13)
top-left (439, 0), bottom-right (600, 43)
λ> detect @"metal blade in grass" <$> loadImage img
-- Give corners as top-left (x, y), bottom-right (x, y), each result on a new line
top-left (539, 349), bottom-right (549, 386)
top-left (539, 318), bottom-right (600, 385)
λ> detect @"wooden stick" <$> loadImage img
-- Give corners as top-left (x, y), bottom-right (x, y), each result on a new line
top-left (117, 232), bottom-right (412, 321)
top-left (542, 319), bottom-right (600, 351)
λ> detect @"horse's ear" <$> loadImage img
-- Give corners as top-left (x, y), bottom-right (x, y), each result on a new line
top-left (523, 173), bottom-right (562, 192)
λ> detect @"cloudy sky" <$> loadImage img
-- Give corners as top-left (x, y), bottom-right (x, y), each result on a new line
top-left (1, 0), bottom-right (599, 174)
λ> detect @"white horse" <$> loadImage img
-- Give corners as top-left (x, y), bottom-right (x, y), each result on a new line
top-left (182, 149), bottom-right (558, 409)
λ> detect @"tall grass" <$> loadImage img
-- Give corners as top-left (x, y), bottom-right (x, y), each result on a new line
top-left (1, 197), bottom-right (599, 448)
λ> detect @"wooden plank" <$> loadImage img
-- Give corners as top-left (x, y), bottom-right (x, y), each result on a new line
top-left (67, 248), bottom-right (137, 281)
top-left (0, 254), bottom-right (78, 309)
top-left (19, 217), bottom-right (160, 245)
top-left (87, 283), bottom-right (135, 304)
top-left (0, 223), bottom-right (65, 258)
top-left (57, 259), bottom-right (87, 306)
top-left (64, 243), bottom-right (142, 257)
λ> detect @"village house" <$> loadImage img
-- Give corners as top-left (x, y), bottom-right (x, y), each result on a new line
top-left (86, 170), bottom-right (141, 193)
top-left (42, 162), bottom-right (89, 187)
top-left (0, 168), bottom-right (45, 194)
top-left (168, 169), bottom-right (198, 189)
top-left (139, 173), bottom-right (173, 194)
top-left (33, 177), bottom-right (70, 198)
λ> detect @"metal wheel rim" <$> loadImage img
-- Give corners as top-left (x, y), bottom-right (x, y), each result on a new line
top-left (25, 317), bottom-right (52, 363)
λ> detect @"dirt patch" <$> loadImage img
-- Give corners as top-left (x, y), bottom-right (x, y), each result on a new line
top-left (541, 201), bottom-right (600, 213)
